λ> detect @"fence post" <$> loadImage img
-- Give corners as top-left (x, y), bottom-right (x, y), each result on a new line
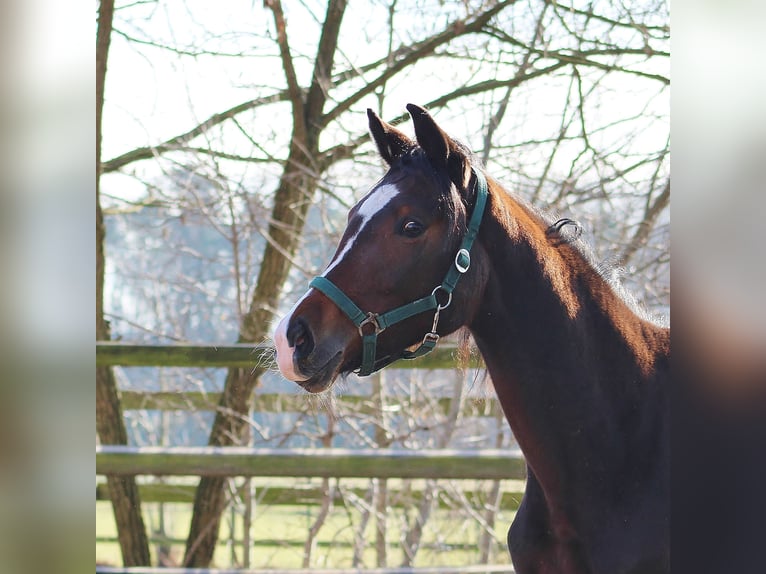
top-left (242, 399), bottom-right (254, 568)
top-left (372, 371), bottom-right (389, 567)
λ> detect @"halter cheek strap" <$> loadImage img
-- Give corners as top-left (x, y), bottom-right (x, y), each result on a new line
top-left (309, 168), bottom-right (488, 376)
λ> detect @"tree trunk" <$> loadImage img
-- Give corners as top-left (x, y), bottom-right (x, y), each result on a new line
top-left (95, 362), bottom-right (151, 566)
top-left (183, 1), bottom-right (349, 566)
top-left (182, 144), bottom-right (318, 565)
top-left (96, 0), bottom-right (151, 565)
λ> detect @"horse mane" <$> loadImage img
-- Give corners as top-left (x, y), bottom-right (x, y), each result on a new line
top-left (544, 212), bottom-right (664, 326)
top-left (388, 144), bottom-right (666, 328)
top-left (492, 179), bottom-right (667, 328)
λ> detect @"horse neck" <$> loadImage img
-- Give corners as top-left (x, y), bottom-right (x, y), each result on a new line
top-left (468, 184), bottom-right (669, 497)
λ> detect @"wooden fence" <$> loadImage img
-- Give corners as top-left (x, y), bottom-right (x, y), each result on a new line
top-left (97, 446), bottom-right (525, 480)
top-left (95, 342), bottom-right (481, 369)
top-left (96, 342), bottom-right (522, 572)
top-left (97, 567), bottom-right (515, 574)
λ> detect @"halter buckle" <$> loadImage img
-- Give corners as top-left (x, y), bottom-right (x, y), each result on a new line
top-left (358, 312), bottom-right (384, 337)
top-left (455, 248), bottom-right (471, 273)
top-left (423, 332), bottom-right (440, 345)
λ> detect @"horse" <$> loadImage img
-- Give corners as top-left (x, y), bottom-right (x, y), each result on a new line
top-left (274, 104), bottom-right (670, 574)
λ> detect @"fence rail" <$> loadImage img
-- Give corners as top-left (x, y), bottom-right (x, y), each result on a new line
top-left (118, 390), bottom-right (502, 417)
top-left (95, 481), bottom-right (525, 509)
top-left (96, 342), bottom-right (481, 369)
top-left (97, 446), bottom-right (526, 480)
top-left (97, 566), bottom-right (515, 574)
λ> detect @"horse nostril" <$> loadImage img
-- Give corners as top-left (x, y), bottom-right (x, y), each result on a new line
top-left (286, 318), bottom-right (314, 358)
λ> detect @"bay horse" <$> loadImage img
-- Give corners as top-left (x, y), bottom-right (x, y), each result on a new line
top-left (274, 104), bottom-right (670, 574)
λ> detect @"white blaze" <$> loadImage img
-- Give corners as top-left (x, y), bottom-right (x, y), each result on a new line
top-left (322, 183), bottom-right (400, 276)
top-left (273, 293), bottom-right (310, 382)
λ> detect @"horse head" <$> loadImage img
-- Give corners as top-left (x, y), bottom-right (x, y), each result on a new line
top-left (274, 104), bottom-right (489, 392)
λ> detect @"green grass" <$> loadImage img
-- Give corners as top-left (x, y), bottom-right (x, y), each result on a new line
top-left (96, 481), bottom-right (518, 569)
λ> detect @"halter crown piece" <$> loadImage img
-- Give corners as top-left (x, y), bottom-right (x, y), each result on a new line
top-left (309, 168), bottom-right (488, 376)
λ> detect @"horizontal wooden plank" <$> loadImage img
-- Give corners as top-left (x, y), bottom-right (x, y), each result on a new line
top-left (96, 446), bottom-right (526, 480)
top-left (96, 342), bottom-right (481, 369)
top-left (96, 565), bottom-right (515, 574)
top-left (96, 534), bottom-right (505, 552)
top-left (119, 390), bottom-right (502, 416)
top-left (96, 342), bottom-right (272, 368)
top-left (95, 481), bottom-right (525, 509)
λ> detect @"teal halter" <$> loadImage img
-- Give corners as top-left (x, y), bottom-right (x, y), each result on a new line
top-left (309, 169), bottom-right (488, 376)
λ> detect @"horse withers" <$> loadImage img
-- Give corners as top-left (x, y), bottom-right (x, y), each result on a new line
top-left (274, 104), bottom-right (670, 574)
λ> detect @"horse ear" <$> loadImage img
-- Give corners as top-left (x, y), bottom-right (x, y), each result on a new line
top-left (367, 108), bottom-right (413, 166)
top-left (406, 103), bottom-right (471, 190)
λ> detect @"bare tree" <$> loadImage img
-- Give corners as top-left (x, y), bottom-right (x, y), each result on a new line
top-left (99, 0), bottom-right (669, 567)
top-left (96, 0), bottom-right (150, 566)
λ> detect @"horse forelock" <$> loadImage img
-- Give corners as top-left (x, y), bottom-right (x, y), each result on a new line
top-left (383, 147), bottom-right (478, 243)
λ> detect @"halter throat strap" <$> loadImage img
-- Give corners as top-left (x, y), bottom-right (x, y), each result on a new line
top-left (309, 168), bottom-right (488, 376)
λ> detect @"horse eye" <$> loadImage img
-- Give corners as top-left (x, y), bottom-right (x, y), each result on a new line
top-left (401, 219), bottom-right (425, 238)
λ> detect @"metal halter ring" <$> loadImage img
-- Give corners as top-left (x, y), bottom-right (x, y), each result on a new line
top-left (358, 312), bottom-right (384, 337)
top-left (431, 285), bottom-right (453, 310)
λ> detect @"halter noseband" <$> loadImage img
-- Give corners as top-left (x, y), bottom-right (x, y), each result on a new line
top-left (309, 168), bottom-right (488, 376)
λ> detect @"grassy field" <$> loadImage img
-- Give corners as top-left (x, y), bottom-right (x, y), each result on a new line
top-left (96, 480), bottom-right (518, 569)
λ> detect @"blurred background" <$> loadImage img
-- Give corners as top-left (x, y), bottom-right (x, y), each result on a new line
top-left (0, 0), bottom-right (764, 572)
top-left (0, 1), bottom-right (91, 574)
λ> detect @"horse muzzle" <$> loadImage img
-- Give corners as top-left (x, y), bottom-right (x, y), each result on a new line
top-left (274, 312), bottom-right (349, 393)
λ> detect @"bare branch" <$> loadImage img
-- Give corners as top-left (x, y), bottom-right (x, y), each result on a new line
top-left (306, 0), bottom-right (348, 125)
top-left (544, 0), bottom-right (670, 34)
top-left (96, 0), bottom-right (151, 565)
top-left (619, 178), bottom-right (670, 267)
top-left (482, 1), bottom-right (551, 164)
top-left (320, 0), bottom-right (519, 128)
top-left (319, 59), bottom-right (570, 170)
top-left (112, 27), bottom-right (263, 58)
top-left (483, 26), bottom-right (669, 85)
top-left (264, 0), bottom-right (307, 140)
top-left (102, 91), bottom-right (290, 172)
